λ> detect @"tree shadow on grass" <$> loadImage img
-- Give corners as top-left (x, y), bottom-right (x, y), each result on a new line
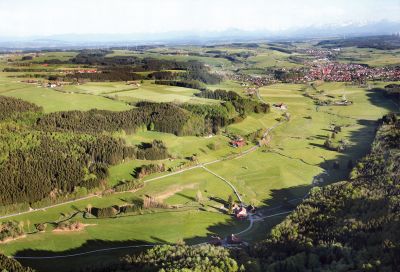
top-left (15, 211), bottom-right (243, 272)
top-left (367, 88), bottom-right (399, 112)
top-left (16, 87), bottom-right (399, 272)
top-left (246, 90), bottom-right (398, 239)
top-left (15, 239), bottom-right (157, 272)
top-left (175, 192), bottom-right (196, 202)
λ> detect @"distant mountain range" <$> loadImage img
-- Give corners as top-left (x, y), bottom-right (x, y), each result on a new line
top-left (0, 20), bottom-right (399, 49)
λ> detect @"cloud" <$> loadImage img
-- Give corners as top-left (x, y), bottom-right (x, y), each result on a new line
top-left (0, 0), bottom-right (398, 36)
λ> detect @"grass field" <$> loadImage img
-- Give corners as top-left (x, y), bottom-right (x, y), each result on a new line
top-left (2, 211), bottom-right (245, 256)
top-left (1, 44), bottom-right (399, 272)
top-left (1, 166), bottom-right (245, 258)
top-left (3, 80), bottom-right (396, 259)
top-left (207, 80), bottom-right (245, 95)
top-left (247, 50), bottom-right (302, 68)
top-left (63, 80), bottom-right (217, 104)
top-left (120, 131), bottom-right (244, 164)
top-left (337, 47), bottom-right (400, 67)
top-left (140, 52), bottom-right (233, 67)
top-left (2, 85), bottom-right (132, 112)
top-left (22, 51), bottom-right (78, 62)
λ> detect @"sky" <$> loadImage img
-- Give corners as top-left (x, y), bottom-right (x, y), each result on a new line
top-left (0, 0), bottom-right (399, 37)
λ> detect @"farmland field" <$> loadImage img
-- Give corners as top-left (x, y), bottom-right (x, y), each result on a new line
top-left (0, 39), bottom-right (399, 272)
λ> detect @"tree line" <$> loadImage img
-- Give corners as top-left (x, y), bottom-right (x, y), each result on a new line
top-left (195, 89), bottom-right (270, 116)
top-left (0, 254), bottom-right (34, 272)
top-left (0, 96), bottom-right (42, 121)
top-left (74, 113), bottom-right (400, 272)
top-left (80, 244), bottom-right (240, 272)
top-left (0, 133), bottom-right (135, 206)
top-left (250, 113), bottom-right (400, 271)
top-left (36, 102), bottom-right (190, 135)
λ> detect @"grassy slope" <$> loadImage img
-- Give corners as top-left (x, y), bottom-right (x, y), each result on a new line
top-left (336, 47), bottom-right (400, 67)
top-left (2, 211), bottom-right (246, 255)
top-left (0, 74), bottom-right (132, 113)
top-left (63, 81), bottom-right (218, 104)
top-left (1, 44), bottom-right (398, 267)
top-left (3, 80), bottom-right (396, 257)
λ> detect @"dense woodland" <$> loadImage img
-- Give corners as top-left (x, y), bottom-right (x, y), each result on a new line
top-left (383, 84), bottom-right (400, 100)
top-left (60, 50), bottom-right (222, 84)
top-left (317, 35), bottom-right (400, 50)
top-left (0, 96), bottom-right (41, 121)
top-left (0, 96), bottom-right (178, 207)
top-left (0, 254), bottom-right (34, 272)
top-left (0, 132), bottom-right (135, 205)
top-left (250, 114), bottom-right (400, 271)
top-left (195, 89), bottom-right (270, 115)
top-left (37, 96), bottom-right (267, 136)
top-left (36, 102), bottom-right (203, 136)
top-left (81, 244), bottom-right (240, 272)
top-left (0, 90), bottom-right (268, 208)
top-left (0, 221), bottom-right (24, 242)
top-left (66, 68), bottom-right (144, 82)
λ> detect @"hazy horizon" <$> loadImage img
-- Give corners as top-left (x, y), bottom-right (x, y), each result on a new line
top-left (0, 0), bottom-right (399, 38)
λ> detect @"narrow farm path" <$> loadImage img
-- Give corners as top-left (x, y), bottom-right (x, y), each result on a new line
top-left (8, 93), bottom-right (296, 260)
top-left (0, 116), bottom-right (284, 221)
top-left (201, 165), bottom-right (243, 204)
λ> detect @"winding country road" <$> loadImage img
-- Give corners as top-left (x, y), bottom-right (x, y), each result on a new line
top-left (11, 207), bottom-right (297, 260)
top-left (9, 116), bottom-right (289, 260)
top-left (0, 118), bottom-right (283, 221)
top-left (8, 92), bottom-right (295, 260)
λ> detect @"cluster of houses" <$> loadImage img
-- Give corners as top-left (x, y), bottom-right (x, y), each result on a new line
top-left (230, 73), bottom-right (275, 87)
top-left (304, 63), bottom-right (400, 82)
top-left (233, 204), bottom-right (248, 219)
top-left (45, 81), bottom-right (72, 88)
top-left (300, 48), bottom-right (338, 61)
top-left (77, 69), bottom-right (98, 74)
top-left (209, 234), bottom-right (246, 246)
top-left (20, 79), bottom-right (52, 87)
top-left (208, 203), bottom-right (256, 247)
top-left (54, 69), bottom-right (100, 75)
top-left (20, 79), bottom-right (72, 89)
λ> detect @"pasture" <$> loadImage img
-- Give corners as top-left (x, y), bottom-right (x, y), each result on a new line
top-left (336, 47), bottom-right (400, 67)
top-left (64, 80), bottom-right (217, 104)
top-left (2, 84), bottom-right (132, 112)
top-left (247, 50), bottom-right (302, 68)
top-left (0, 43), bottom-right (398, 272)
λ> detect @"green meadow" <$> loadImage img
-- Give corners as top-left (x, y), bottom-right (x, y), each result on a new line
top-left (0, 44), bottom-right (398, 272)
top-left (63, 80), bottom-right (218, 104)
top-left (337, 47), bottom-right (400, 67)
top-left (3, 79), bottom-right (395, 260)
